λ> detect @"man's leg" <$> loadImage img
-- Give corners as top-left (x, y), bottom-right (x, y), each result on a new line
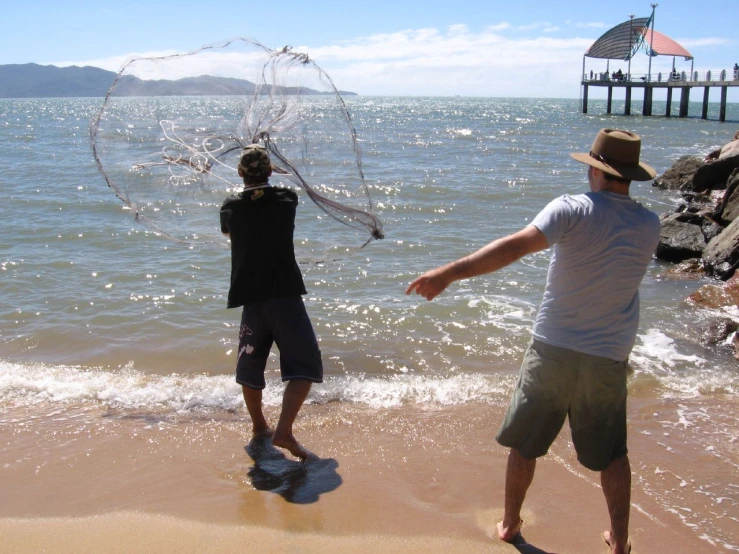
top-left (242, 385), bottom-right (272, 437)
top-left (237, 304), bottom-right (272, 438)
top-left (272, 379), bottom-right (315, 460)
top-left (497, 448), bottom-right (536, 542)
top-left (601, 455), bottom-right (631, 554)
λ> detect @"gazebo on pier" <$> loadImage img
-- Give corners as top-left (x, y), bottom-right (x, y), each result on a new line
top-left (580, 7), bottom-right (738, 121)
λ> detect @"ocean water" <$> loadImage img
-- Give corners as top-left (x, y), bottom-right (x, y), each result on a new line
top-left (1, 96), bottom-right (739, 549)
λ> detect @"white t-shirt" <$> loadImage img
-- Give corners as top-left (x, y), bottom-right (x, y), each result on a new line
top-left (530, 191), bottom-right (660, 361)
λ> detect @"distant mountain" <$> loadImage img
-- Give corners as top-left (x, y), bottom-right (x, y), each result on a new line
top-left (0, 63), bottom-right (357, 98)
top-left (0, 64), bottom-right (117, 98)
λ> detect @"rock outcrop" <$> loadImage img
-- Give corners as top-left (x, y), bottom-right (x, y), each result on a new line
top-left (655, 158), bottom-right (739, 280)
top-left (655, 137), bottom-right (739, 360)
top-left (653, 155), bottom-right (703, 190)
top-left (702, 217), bottom-right (739, 280)
top-left (692, 156), bottom-right (739, 192)
top-left (656, 212), bottom-right (707, 262)
top-left (714, 169), bottom-right (739, 224)
top-left (653, 151), bottom-right (739, 194)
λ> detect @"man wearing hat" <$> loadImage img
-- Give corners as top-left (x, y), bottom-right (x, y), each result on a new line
top-left (221, 144), bottom-right (323, 460)
top-left (406, 129), bottom-right (659, 554)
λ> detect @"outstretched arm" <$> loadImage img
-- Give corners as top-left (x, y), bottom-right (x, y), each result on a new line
top-left (405, 225), bottom-right (549, 301)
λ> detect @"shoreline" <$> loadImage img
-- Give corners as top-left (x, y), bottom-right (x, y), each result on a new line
top-left (0, 513), bottom-right (503, 554)
top-left (3, 95), bottom-right (739, 554)
top-left (1, 400), bottom-right (729, 553)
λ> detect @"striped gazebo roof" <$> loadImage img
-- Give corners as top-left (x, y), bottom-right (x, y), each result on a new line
top-left (585, 17), bottom-right (693, 61)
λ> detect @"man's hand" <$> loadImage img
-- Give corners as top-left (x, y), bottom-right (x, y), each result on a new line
top-left (405, 226), bottom-right (548, 302)
top-left (406, 267), bottom-right (453, 301)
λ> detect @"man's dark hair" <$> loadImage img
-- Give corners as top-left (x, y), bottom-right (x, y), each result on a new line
top-left (603, 172), bottom-right (631, 186)
top-left (239, 145), bottom-right (272, 185)
top-left (242, 171), bottom-right (270, 186)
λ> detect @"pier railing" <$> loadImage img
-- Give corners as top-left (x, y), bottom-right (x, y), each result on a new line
top-left (584, 68), bottom-right (739, 84)
top-left (580, 66), bottom-right (738, 121)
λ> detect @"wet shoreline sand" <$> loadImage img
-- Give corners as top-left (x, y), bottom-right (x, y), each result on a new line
top-left (1, 398), bottom-right (730, 553)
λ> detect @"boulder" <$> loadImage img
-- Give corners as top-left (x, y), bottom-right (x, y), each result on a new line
top-left (687, 273), bottom-right (739, 357)
top-left (687, 271), bottom-right (739, 307)
top-left (676, 191), bottom-right (715, 214)
top-left (702, 220), bottom-right (724, 242)
top-left (653, 155), bottom-right (703, 190)
top-left (702, 217), bottom-right (739, 280)
top-left (718, 140), bottom-right (739, 160)
top-left (658, 258), bottom-right (705, 280)
top-left (714, 169), bottom-right (739, 224)
top-left (655, 213), bottom-right (707, 262)
top-left (697, 317), bottom-right (739, 345)
top-left (690, 154), bottom-right (739, 192)
top-left (668, 209), bottom-right (705, 226)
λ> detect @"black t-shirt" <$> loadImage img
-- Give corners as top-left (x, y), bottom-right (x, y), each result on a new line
top-left (220, 186), bottom-right (307, 308)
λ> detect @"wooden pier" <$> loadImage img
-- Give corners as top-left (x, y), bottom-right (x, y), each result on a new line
top-left (581, 72), bottom-right (739, 121)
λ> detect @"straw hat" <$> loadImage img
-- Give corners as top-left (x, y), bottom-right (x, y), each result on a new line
top-left (570, 128), bottom-right (656, 181)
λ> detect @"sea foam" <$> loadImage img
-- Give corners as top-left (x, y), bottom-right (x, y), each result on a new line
top-left (0, 359), bottom-right (514, 413)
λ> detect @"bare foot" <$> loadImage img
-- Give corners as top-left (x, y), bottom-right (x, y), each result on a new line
top-left (603, 530), bottom-right (631, 554)
top-left (496, 519), bottom-right (522, 542)
top-left (245, 432), bottom-right (279, 462)
top-left (252, 426), bottom-right (274, 439)
top-left (272, 432), bottom-right (317, 460)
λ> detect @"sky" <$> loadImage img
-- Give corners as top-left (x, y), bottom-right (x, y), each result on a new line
top-left (3, 0), bottom-right (738, 98)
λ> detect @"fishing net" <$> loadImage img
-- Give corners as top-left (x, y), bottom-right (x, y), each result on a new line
top-left (90, 38), bottom-right (383, 261)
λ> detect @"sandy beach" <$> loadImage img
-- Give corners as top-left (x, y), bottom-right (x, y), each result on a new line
top-left (3, 96), bottom-right (739, 553)
top-left (1, 398), bottom-right (728, 554)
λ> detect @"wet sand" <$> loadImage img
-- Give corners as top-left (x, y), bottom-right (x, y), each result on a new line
top-left (1, 397), bottom-right (731, 554)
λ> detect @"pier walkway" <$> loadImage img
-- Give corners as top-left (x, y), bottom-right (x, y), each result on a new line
top-left (581, 69), bottom-right (739, 121)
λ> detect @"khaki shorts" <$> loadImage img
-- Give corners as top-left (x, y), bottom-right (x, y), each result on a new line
top-left (496, 339), bottom-right (628, 471)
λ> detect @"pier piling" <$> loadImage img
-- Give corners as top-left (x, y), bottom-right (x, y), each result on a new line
top-left (702, 87), bottom-right (710, 119)
top-left (580, 76), bottom-right (736, 121)
top-left (679, 86), bottom-right (690, 118)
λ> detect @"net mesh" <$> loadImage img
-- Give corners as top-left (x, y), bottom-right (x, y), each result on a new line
top-left (90, 38), bottom-right (383, 260)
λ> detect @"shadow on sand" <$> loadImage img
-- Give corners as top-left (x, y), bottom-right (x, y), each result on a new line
top-left (244, 436), bottom-right (342, 504)
top-left (507, 533), bottom-right (558, 554)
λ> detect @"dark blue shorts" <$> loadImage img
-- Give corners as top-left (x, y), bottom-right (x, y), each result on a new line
top-left (235, 296), bottom-right (323, 390)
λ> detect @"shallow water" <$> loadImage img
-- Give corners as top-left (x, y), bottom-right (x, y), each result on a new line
top-left (1, 96), bottom-right (738, 550)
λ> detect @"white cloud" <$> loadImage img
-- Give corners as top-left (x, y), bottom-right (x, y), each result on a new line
top-left (52, 41), bottom-right (300, 83)
top-left (486, 22), bottom-right (511, 32)
top-left (48, 26), bottom-right (734, 98)
top-left (448, 24), bottom-right (470, 36)
top-left (54, 50), bottom-right (181, 73)
top-left (48, 28), bottom-right (595, 97)
top-left (306, 28), bottom-right (593, 97)
top-left (516, 22), bottom-right (550, 32)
